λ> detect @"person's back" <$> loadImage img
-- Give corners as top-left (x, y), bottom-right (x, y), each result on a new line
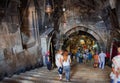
top-left (63, 55), bottom-right (71, 66)
top-left (93, 53), bottom-right (99, 68)
top-left (99, 51), bottom-right (106, 69)
top-left (55, 53), bottom-right (63, 68)
top-left (83, 53), bottom-right (87, 60)
top-left (63, 50), bottom-right (71, 82)
top-left (45, 51), bottom-right (51, 70)
top-left (88, 52), bottom-right (92, 60)
top-left (55, 50), bottom-right (63, 80)
top-left (94, 54), bottom-right (99, 61)
top-left (76, 50), bottom-right (80, 62)
top-left (99, 52), bottom-right (106, 61)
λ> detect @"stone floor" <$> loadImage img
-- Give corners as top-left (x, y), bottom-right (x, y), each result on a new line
top-left (0, 62), bottom-right (111, 83)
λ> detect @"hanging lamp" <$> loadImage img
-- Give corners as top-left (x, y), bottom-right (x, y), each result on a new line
top-left (45, 0), bottom-right (54, 18)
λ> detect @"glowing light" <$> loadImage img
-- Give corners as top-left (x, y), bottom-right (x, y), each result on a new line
top-left (45, 4), bottom-right (52, 14)
top-left (93, 44), bottom-right (97, 48)
top-left (63, 8), bottom-right (66, 12)
top-left (80, 39), bottom-right (85, 45)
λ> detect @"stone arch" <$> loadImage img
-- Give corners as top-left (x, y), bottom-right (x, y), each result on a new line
top-left (47, 30), bottom-right (58, 51)
top-left (64, 26), bottom-right (106, 52)
top-left (46, 30), bottom-right (58, 67)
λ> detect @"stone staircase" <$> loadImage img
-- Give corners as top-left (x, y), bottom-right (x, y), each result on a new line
top-left (1, 66), bottom-right (64, 83)
top-left (0, 63), bottom-right (111, 83)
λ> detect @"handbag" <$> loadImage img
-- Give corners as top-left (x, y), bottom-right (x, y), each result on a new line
top-left (58, 67), bottom-right (63, 74)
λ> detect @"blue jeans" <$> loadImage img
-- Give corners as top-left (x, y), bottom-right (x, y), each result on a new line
top-left (99, 61), bottom-right (105, 69)
top-left (63, 65), bottom-right (70, 80)
top-left (111, 79), bottom-right (120, 83)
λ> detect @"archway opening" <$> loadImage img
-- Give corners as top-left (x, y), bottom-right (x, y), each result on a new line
top-left (62, 30), bottom-right (100, 56)
top-left (47, 31), bottom-right (58, 68)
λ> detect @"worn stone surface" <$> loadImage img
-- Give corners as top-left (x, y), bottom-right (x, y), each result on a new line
top-left (1, 62), bottom-right (111, 83)
top-left (0, 0), bottom-right (119, 81)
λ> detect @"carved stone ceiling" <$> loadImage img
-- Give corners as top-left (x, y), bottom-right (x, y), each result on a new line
top-left (61, 0), bottom-right (109, 20)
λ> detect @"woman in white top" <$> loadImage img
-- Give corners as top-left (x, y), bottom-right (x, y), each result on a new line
top-left (63, 50), bottom-right (71, 82)
top-left (55, 50), bottom-right (63, 80)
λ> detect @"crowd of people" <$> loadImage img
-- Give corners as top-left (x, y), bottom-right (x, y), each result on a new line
top-left (75, 49), bottom-right (107, 69)
top-left (54, 48), bottom-right (108, 82)
top-left (45, 47), bottom-right (120, 83)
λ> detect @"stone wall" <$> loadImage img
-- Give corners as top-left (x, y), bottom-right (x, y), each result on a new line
top-left (59, 8), bottom-right (108, 51)
top-left (117, 0), bottom-right (120, 26)
top-left (0, 46), bottom-right (42, 79)
top-left (0, 22), bottom-right (43, 79)
top-left (0, 0), bottom-right (43, 80)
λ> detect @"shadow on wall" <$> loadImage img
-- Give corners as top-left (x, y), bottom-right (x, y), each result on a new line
top-left (0, 46), bottom-right (43, 80)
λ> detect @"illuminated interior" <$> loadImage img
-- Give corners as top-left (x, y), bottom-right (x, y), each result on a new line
top-left (63, 30), bottom-right (100, 55)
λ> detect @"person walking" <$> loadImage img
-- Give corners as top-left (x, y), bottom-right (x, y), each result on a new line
top-left (87, 50), bottom-right (92, 65)
top-left (83, 52), bottom-right (87, 64)
top-left (76, 49), bottom-right (80, 63)
top-left (99, 51), bottom-right (106, 69)
top-left (105, 52), bottom-right (110, 65)
top-left (63, 50), bottom-right (71, 82)
top-left (55, 50), bottom-right (63, 80)
top-left (110, 47), bottom-right (120, 83)
top-left (45, 51), bottom-right (51, 71)
top-left (93, 52), bottom-right (99, 68)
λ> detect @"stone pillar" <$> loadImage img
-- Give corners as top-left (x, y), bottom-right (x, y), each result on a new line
top-left (27, 1), bottom-right (36, 44)
top-left (40, 36), bottom-right (48, 65)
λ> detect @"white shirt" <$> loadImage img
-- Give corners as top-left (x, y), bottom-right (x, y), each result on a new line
top-left (55, 53), bottom-right (63, 68)
top-left (63, 56), bottom-right (71, 66)
top-left (99, 52), bottom-right (106, 62)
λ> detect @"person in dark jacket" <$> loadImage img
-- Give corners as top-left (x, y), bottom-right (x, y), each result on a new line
top-left (45, 51), bottom-right (52, 71)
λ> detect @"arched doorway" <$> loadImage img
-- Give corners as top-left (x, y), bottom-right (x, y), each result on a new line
top-left (48, 36), bottom-right (56, 68)
top-left (47, 31), bottom-right (58, 68)
top-left (61, 26), bottom-right (105, 54)
top-left (63, 30), bottom-right (100, 55)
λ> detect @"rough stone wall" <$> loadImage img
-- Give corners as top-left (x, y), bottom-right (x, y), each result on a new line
top-left (59, 8), bottom-right (108, 51)
top-left (0, 27), bottom-right (43, 79)
top-left (0, 0), bottom-right (43, 79)
top-left (117, 0), bottom-right (120, 26)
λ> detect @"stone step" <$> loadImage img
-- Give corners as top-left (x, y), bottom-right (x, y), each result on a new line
top-left (12, 75), bottom-right (60, 83)
top-left (23, 69), bottom-right (57, 75)
top-left (1, 78), bottom-right (22, 83)
top-left (2, 76), bottom-right (60, 83)
top-left (0, 63), bottom-right (111, 83)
